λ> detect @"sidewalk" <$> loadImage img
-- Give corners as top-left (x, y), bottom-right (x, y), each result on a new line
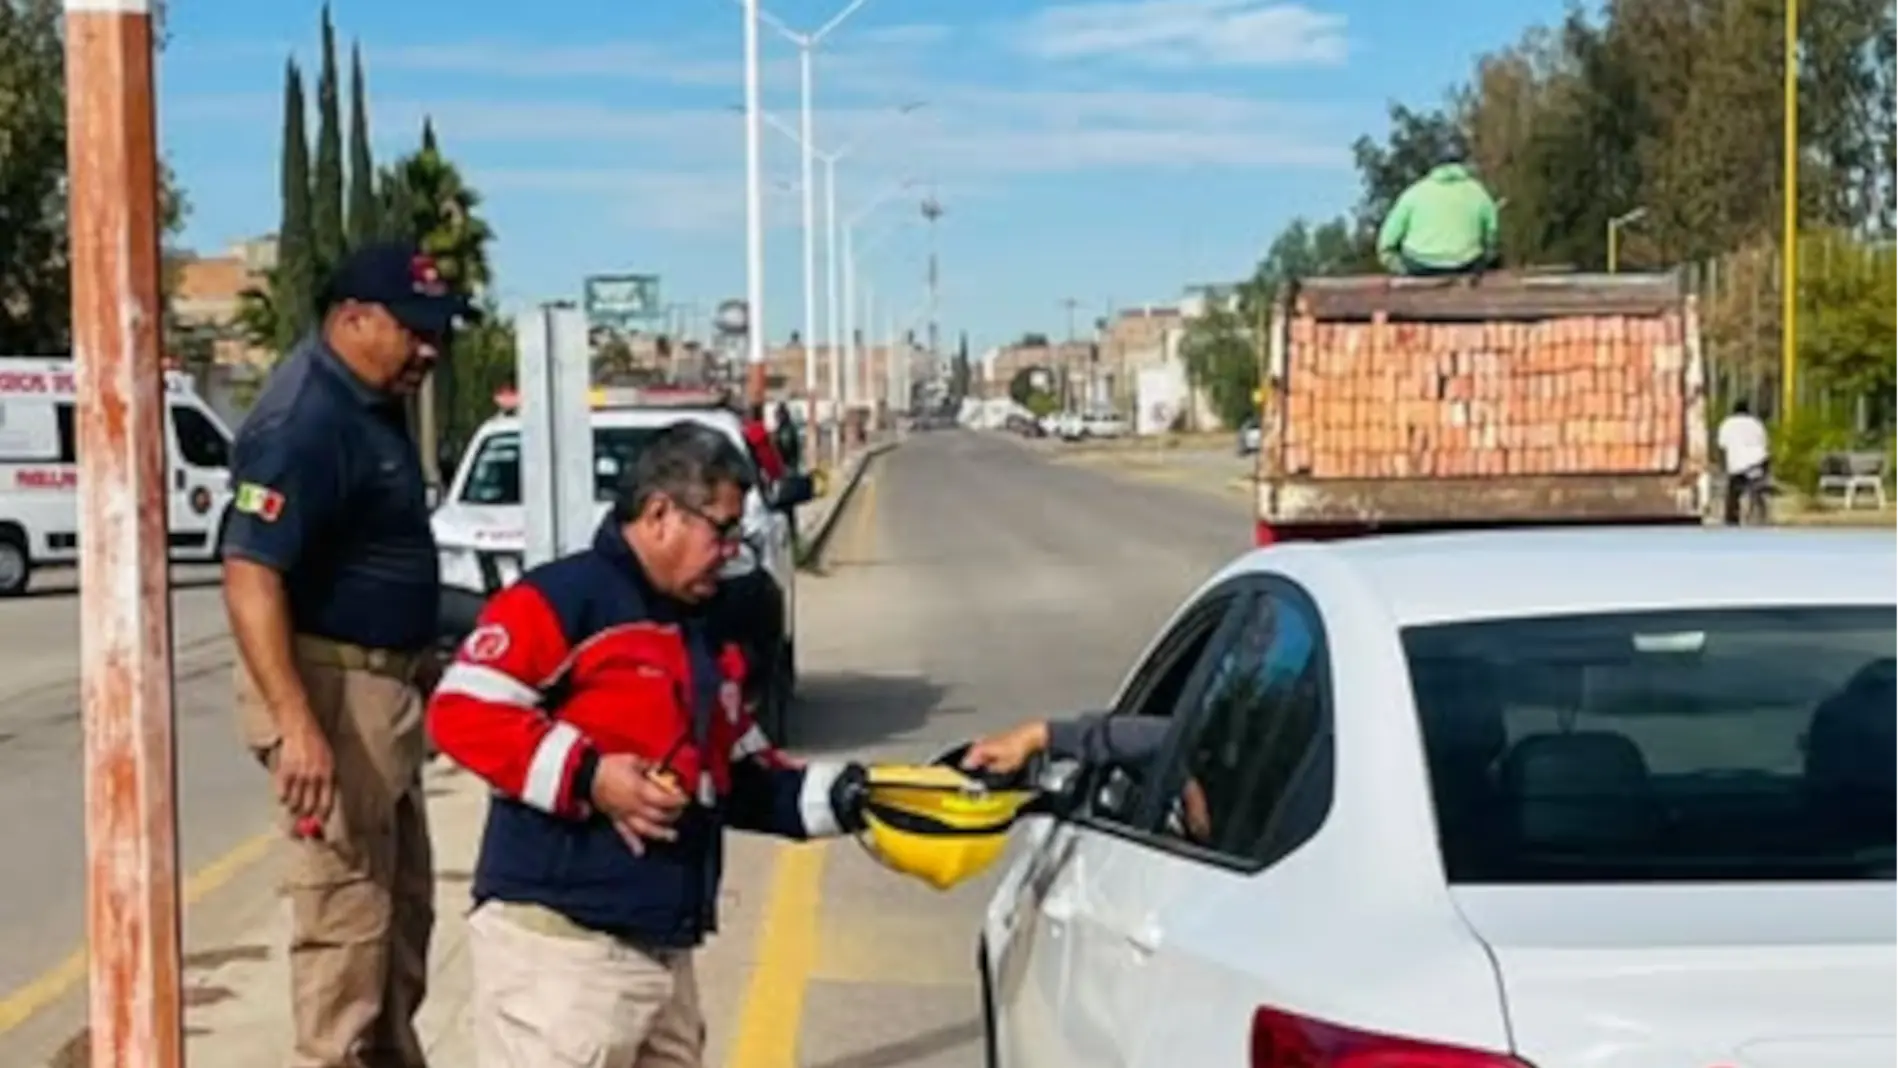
top-left (175, 439), bottom-right (892, 1067)
top-left (180, 760), bottom-right (783, 1066)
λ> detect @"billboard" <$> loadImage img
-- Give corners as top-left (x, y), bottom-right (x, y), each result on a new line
top-left (582, 274), bottom-right (661, 331)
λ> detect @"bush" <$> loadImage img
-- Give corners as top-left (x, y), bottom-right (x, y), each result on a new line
top-left (1770, 408), bottom-right (1856, 493)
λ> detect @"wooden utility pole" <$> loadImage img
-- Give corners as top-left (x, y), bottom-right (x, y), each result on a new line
top-left (63, 2), bottom-right (185, 1067)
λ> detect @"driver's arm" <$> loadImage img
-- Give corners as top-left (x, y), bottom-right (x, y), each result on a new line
top-left (1046, 713), bottom-right (1170, 768)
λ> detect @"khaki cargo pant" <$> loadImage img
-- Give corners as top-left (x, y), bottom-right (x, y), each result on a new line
top-left (237, 636), bottom-right (435, 1068)
top-left (467, 900), bottom-right (705, 1068)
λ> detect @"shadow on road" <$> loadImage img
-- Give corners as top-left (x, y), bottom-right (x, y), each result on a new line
top-left (791, 671), bottom-right (953, 751)
top-left (808, 1017), bottom-right (985, 1068)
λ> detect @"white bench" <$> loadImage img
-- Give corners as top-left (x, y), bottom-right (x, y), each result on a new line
top-left (1815, 451), bottom-right (1889, 510)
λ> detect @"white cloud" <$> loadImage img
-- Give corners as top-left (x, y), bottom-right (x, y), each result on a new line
top-left (1012, 0), bottom-right (1347, 67)
top-left (372, 41), bottom-right (739, 85)
top-left (164, 15), bottom-right (1353, 238)
top-left (167, 86), bottom-right (1348, 233)
top-left (477, 168), bottom-right (805, 232)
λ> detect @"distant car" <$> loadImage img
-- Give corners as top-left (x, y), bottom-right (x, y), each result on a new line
top-left (1081, 411), bottom-right (1128, 439)
top-left (981, 527), bottom-right (1897, 1068)
top-left (431, 394), bottom-right (817, 740)
top-left (1237, 415), bottom-right (1261, 455)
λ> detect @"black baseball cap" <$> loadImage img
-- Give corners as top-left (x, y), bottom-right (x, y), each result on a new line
top-left (319, 240), bottom-right (481, 336)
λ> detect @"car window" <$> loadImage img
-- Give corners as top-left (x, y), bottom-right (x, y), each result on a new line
top-left (1403, 605), bottom-right (1896, 884)
top-left (1152, 583), bottom-right (1332, 867)
top-left (1083, 593), bottom-right (1239, 828)
top-left (171, 405), bottom-right (231, 469)
top-left (457, 425), bottom-right (700, 505)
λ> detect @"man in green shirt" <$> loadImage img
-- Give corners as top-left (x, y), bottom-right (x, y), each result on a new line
top-left (1377, 154), bottom-right (1501, 276)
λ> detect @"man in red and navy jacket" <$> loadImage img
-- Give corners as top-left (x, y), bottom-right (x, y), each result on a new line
top-left (427, 421), bottom-right (865, 1067)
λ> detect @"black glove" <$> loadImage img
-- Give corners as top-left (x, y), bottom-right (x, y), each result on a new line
top-left (827, 762), bottom-right (870, 835)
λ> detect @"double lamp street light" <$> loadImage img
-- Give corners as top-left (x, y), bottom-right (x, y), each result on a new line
top-left (735, 0), bottom-right (925, 445)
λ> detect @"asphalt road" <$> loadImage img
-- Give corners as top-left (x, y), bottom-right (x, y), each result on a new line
top-left (0, 564), bottom-right (274, 1066)
top-left (715, 428), bottom-right (1252, 1068)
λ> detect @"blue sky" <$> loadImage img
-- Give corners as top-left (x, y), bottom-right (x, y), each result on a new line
top-left (160, 0), bottom-right (1569, 352)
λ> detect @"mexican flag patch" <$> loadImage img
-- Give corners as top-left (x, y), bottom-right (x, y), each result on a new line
top-left (234, 482), bottom-right (286, 522)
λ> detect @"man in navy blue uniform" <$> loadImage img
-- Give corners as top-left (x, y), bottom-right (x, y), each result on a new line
top-left (426, 422), bottom-right (870, 1068)
top-left (222, 240), bottom-right (476, 1068)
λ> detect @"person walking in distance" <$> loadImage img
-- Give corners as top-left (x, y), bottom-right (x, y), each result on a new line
top-left (426, 422), bottom-right (870, 1068)
top-left (221, 241), bottom-right (478, 1068)
top-left (1716, 398), bottom-right (1772, 524)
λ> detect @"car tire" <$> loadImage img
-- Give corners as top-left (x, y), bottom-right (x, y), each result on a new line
top-left (0, 530), bottom-right (30, 597)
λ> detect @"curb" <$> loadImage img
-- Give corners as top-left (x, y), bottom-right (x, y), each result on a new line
top-left (796, 441), bottom-right (897, 570)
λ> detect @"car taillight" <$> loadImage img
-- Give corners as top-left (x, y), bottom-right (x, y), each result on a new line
top-left (1251, 1006), bottom-right (1531, 1068)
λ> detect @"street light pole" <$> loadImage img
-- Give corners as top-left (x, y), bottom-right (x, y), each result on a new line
top-left (841, 179), bottom-right (919, 423)
top-left (1607, 206), bottom-right (1647, 273)
top-left (825, 157), bottom-right (843, 452)
top-left (755, 102), bottom-right (923, 459)
top-left (741, 0), bottom-right (767, 404)
top-left (743, 0), bottom-right (879, 448)
top-left (799, 46), bottom-right (817, 431)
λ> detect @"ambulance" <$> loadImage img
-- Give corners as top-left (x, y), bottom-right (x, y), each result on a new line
top-left (0, 357), bottom-right (237, 596)
top-left (430, 385), bottom-right (819, 740)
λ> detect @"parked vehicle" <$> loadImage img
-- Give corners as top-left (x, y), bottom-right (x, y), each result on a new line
top-left (980, 526), bottom-right (1896, 1068)
top-left (0, 357), bottom-right (235, 596)
top-left (1081, 411), bottom-right (1129, 439)
top-left (1236, 415), bottom-right (1261, 455)
top-left (430, 389), bottom-right (818, 740)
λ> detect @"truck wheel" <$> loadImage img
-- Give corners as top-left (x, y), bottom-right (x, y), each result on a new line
top-left (0, 531), bottom-right (30, 597)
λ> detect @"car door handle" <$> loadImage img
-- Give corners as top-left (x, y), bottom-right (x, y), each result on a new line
top-left (1122, 919), bottom-right (1163, 956)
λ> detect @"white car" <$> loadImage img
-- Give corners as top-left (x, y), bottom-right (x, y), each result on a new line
top-left (431, 398), bottom-right (815, 737)
top-left (1082, 411), bottom-right (1129, 439)
top-left (981, 527), bottom-right (1896, 1068)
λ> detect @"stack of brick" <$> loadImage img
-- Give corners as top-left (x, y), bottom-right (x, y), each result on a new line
top-left (1281, 314), bottom-right (1688, 480)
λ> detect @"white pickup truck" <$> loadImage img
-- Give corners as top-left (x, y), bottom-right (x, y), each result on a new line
top-left (429, 392), bottom-right (818, 740)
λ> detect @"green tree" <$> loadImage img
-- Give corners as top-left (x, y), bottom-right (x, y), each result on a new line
top-left (311, 4), bottom-right (345, 276)
top-left (1798, 232), bottom-right (1896, 405)
top-left (441, 298), bottom-right (518, 465)
top-left (1006, 368), bottom-right (1058, 416)
top-left (379, 122), bottom-right (499, 452)
top-left (1178, 216), bottom-right (1359, 429)
top-left (268, 58), bottom-right (314, 353)
top-left (0, 0), bottom-right (189, 353)
top-left (950, 331), bottom-right (972, 401)
top-left (346, 40), bottom-right (379, 246)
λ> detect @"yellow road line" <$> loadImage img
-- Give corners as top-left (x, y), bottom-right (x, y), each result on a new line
top-left (0, 828), bottom-right (276, 1036)
top-left (723, 842), bottom-right (830, 1068)
top-left (723, 464), bottom-right (880, 1066)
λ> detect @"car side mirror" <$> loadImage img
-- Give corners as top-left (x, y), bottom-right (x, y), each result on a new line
top-left (1091, 766), bottom-right (1140, 823)
top-left (765, 473), bottom-right (818, 512)
top-left (1031, 760), bottom-right (1086, 821)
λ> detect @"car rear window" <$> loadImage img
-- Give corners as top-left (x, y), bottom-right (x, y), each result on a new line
top-left (1402, 606), bottom-right (1894, 884)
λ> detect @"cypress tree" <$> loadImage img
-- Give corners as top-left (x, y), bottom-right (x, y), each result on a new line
top-left (311, 4), bottom-right (346, 276)
top-left (274, 60), bottom-right (315, 353)
top-left (346, 41), bottom-right (379, 247)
